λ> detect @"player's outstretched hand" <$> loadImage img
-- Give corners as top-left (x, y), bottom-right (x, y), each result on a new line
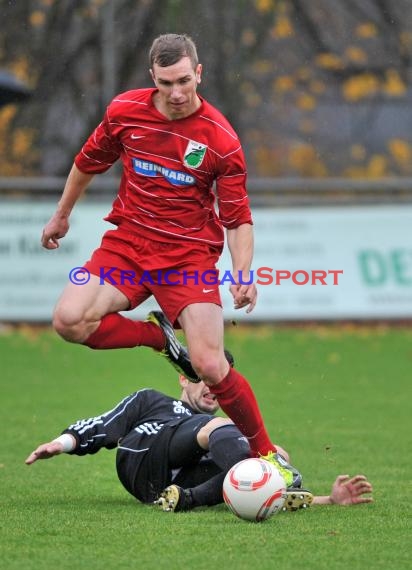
top-left (330, 474), bottom-right (373, 505)
top-left (25, 441), bottom-right (64, 465)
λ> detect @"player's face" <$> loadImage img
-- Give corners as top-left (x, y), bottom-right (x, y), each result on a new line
top-left (151, 57), bottom-right (202, 120)
top-left (180, 378), bottom-right (219, 414)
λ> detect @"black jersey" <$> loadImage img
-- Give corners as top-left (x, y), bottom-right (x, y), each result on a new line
top-left (63, 389), bottom-right (213, 502)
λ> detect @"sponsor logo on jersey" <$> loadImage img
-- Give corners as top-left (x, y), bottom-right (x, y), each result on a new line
top-left (173, 400), bottom-right (192, 416)
top-left (183, 140), bottom-right (207, 168)
top-left (132, 158), bottom-right (195, 186)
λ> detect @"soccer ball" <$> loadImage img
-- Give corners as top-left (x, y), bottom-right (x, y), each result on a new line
top-left (223, 458), bottom-right (287, 522)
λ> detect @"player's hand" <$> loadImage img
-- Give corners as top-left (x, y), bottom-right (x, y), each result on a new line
top-left (273, 444), bottom-right (289, 463)
top-left (330, 474), bottom-right (373, 505)
top-left (230, 283), bottom-right (257, 313)
top-left (41, 214), bottom-right (70, 249)
top-left (25, 441), bottom-right (64, 465)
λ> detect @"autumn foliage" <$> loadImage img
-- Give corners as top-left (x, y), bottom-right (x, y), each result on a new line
top-left (0, 0), bottom-right (411, 178)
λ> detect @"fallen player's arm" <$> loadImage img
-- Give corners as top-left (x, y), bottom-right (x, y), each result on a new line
top-left (25, 390), bottom-right (147, 465)
top-left (25, 434), bottom-right (76, 465)
top-left (312, 474), bottom-right (373, 506)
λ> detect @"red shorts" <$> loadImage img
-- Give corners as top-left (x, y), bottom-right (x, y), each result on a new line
top-left (84, 227), bottom-right (222, 326)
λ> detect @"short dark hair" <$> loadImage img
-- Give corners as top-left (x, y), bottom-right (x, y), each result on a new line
top-left (224, 349), bottom-right (235, 368)
top-left (149, 33), bottom-right (198, 69)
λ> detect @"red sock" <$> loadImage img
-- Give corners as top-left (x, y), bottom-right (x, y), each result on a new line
top-left (209, 367), bottom-right (276, 457)
top-left (84, 313), bottom-right (165, 350)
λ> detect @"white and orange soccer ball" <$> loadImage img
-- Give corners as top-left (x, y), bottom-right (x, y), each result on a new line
top-left (223, 458), bottom-right (287, 522)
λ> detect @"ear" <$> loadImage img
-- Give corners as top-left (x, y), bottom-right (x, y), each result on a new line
top-left (149, 68), bottom-right (156, 85)
top-left (195, 63), bottom-right (202, 84)
top-left (179, 375), bottom-right (189, 389)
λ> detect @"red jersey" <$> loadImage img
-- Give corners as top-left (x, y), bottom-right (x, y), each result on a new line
top-left (75, 88), bottom-right (252, 249)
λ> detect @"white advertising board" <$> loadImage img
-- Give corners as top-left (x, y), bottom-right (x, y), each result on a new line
top-left (219, 205), bottom-right (412, 320)
top-left (0, 201), bottom-right (411, 321)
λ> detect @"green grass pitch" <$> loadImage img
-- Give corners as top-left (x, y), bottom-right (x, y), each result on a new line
top-left (1, 324), bottom-right (410, 570)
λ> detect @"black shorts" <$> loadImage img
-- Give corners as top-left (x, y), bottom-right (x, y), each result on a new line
top-left (168, 414), bottom-right (215, 467)
top-left (116, 414), bottom-right (215, 503)
top-left (169, 415), bottom-right (223, 490)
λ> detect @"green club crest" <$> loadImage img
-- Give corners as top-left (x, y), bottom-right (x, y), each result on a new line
top-left (183, 140), bottom-right (207, 168)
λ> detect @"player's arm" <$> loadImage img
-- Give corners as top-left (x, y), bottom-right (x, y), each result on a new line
top-left (41, 104), bottom-right (121, 251)
top-left (312, 474), bottom-right (373, 506)
top-left (25, 434), bottom-right (77, 464)
top-left (25, 390), bottom-right (149, 465)
top-left (227, 223), bottom-right (257, 313)
top-left (41, 164), bottom-right (94, 249)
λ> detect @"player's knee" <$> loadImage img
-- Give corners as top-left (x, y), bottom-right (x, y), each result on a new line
top-left (191, 353), bottom-right (228, 384)
top-left (52, 305), bottom-right (87, 343)
top-left (197, 417), bottom-right (233, 449)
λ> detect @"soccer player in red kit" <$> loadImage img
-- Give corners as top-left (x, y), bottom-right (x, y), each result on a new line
top-left (41, 33), bottom-right (300, 486)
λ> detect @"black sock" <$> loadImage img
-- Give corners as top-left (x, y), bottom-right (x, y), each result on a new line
top-left (183, 425), bottom-right (252, 508)
top-left (208, 424), bottom-right (251, 471)
top-left (189, 473), bottom-right (226, 507)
